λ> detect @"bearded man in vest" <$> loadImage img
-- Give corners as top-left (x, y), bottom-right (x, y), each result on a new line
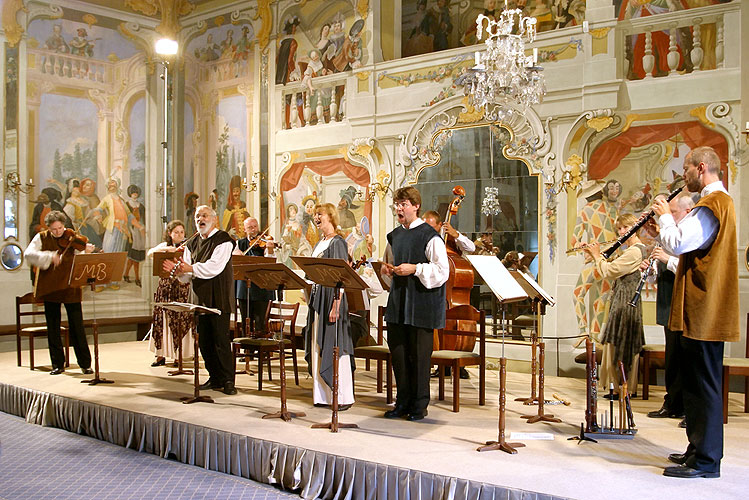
top-left (165, 205), bottom-right (237, 395)
top-left (382, 187), bottom-right (449, 421)
top-left (653, 145), bottom-right (739, 479)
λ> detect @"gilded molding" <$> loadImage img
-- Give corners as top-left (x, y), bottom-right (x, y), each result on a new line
top-left (457, 97), bottom-right (483, 124)
top-left (689, 106), bottom-right (715, 128)
top-left (252, 0), bottom-right (272, 50)
top-left (125, 0), bottom-right (195, 40)
top-left (590, 27), bottom-right (611, 39)
top-left (2, 0), bottom-right (26, 48)
top-left (586, 115), bottom-right (613, 132)
top-left (356, 0), bottom-right (369, 20)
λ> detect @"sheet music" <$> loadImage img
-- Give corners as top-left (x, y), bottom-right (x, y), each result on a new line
top-left (466, 255), bottom-right (527, 302)
top-left (520, 271), bottom-right (556, 307)
top-left (154, 302), bottom-right (221, 315)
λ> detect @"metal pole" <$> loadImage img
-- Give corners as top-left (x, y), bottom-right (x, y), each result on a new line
top-left (161, 60), bottom-right (170, 229)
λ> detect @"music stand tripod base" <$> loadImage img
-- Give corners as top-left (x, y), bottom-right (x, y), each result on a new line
top-left (478, 440), bottom-right (526, 454)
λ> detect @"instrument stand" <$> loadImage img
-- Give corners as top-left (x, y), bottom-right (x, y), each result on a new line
top-left (478, 306), bottom-right (525, 454)
top-left (69, 253), bottom-right (127, 385)
top-left (261, 285), bottom-right (306, 422)
top-left (310, 283), bottom-right (358, 432)
top-left (520, 342), bottom-right (561, 424)
top-left (82, 278), bottom-right (113, 385)
top-left (156, 302), bottom-right (221, 405)
top-left (515, 300), bottom-right (539, 405)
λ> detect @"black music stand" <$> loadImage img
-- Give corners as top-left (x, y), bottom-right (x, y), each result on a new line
top-left (292, 256), bottom-right (368, 432)
top-left (155, 301), bottom-right (221, 404)
top-left (466, 255), bottom-right (528, 454)
top-left (70, 252), bottom-right (127, 386)
top-left (242, 262), bottom-right (309, 421)
top-left (232, 255), bottom-right (276, 336)
top-left (153, 251), bottom-right (193, 376)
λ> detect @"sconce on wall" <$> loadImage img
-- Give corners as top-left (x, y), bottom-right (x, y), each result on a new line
top-left (156, 181), bottom-right (174, 197)
top-left (5, 172), bottom-right (35, 195)
top-left (242, 172), bottom-right (261, 192)
top-left (546, 154), bottom-right (585, 195)
top-left (356, 171), bottom-right (392, 202)
top-left (743, 121), bottom-right (749, 144)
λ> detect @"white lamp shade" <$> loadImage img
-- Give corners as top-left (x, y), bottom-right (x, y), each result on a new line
top-left (155, 38), bottom-right (179, 56)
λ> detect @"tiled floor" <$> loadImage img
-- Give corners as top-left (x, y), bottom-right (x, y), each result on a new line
top-left (0, 411), bottom-right (300, 500)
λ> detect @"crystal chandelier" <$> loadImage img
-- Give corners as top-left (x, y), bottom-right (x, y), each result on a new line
top-left (481, 186), bottom-right (501, 216)
top-left (463, 1), bottom-right (546, 110)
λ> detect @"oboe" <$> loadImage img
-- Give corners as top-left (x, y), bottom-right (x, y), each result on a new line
top-left (628, 245), bottom-right (658, 307)
top-left (602, 186), bottom-right (683, 259)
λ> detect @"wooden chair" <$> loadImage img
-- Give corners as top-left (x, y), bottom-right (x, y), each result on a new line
top-left (16, 293), bottom-right (69, 370)
top-left (431, 305), bottom-right (486, 412)
top-left (232, 301), bottom-right (300, 390)
top-left (722, 313), bottom-right (749, 423)
top-left (353, 305), bottom-right (393, 404)
top-left (639, 344), bottom-right (666, 400)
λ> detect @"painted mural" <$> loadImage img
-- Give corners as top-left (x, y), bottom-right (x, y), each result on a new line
top-left (25, 13), bottom-right (147, 295)
top-left (402, 0), bottom-right (586, 58)
top-left (215, 96), bottom-right (249, 239)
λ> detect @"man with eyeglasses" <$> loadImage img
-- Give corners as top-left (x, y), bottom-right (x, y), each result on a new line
top-left (382, 187), bottom-right (449, 421)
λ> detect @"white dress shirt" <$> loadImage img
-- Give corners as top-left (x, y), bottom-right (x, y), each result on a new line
top-left (657, 181), bottom-right (726, 256)
top-left (455, 232), bottom-right (476, 254)
top-left (25, 232), bottom-right (83, 270)
top-left (178, 228), bottom-right (234, 283)
top-left (384, 218), bottom-right (450, 289)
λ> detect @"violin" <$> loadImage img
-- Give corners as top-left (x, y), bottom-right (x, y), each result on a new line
top-left (351, 255), bottom-right (367, 270)
top-left (58, 228), bottom-right (90, 252)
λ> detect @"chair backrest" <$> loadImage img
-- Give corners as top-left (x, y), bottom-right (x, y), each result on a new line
top-left (16, 292), bottom-right (45, 332)
top-left (265, 301), bottom-right (300, 339)
top-left (377, 305), bottom-right (387, 345)
top-left (437, 304), bottom-right (486, 350)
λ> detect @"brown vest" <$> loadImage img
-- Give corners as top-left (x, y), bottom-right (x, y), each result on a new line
top-left (668, 191), bottom-right (739, 342)
top-left (35, 231), bottom-right (82, 303)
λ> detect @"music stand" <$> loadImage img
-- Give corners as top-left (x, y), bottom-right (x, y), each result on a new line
top-left (242, 262), bottom-right (309, 421)
top-left (152, 250), bottom-right (193, 376)
top-left (70, 252), bottom-right (127, 385)
top-left (232, 255), bottom-right (276, 336)
top-left (292, 256), bottom-right (368, 432)
top-left (155, 302), bottom-right (221, 404)
top-left (466, 255), bottom-right (528, 454)
top-left (510, 271), bottom-right (557, 422)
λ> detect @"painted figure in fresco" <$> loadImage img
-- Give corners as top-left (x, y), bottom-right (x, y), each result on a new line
top-left (429, 0), bottom-right (453, 52)
top-left (29, 193), bottom-right (54, 241)
top-left (44, 24), bottom-right (69, 53)
top-left (208, 189), bottom-right (219, 212)
top-left (403, 0), bottom-right (433, 56)
top-left (303, 49), bottom-right (332, 122)
top-left (220, 29), bottom-right (234, 58)
top-left (619, 0), bottom-right (683, 79)
top-left (93, 177), bottom-right (132, 260)
top-left (327, 16), bottom-right (346, 65)
top-left (184, 192), bottom-right (199, 236)
top-left (281, 203), bottom-right (302, 254)
top-left (317, 23), bottom-right (333, 55)
top-left (337, 186), bottom-right (360, 231)
top-left (195, 33), bottom-right (220, 62)
top-left (69, 28), bottom-right (95, 57)
top-left (276, 16), bottom-right (302, 129)
top-left (221, 175), bottom-right (250, 239)
top-left (332, 19), bottom-right (365, 72)
top-left (460, 0), bottom-right (497, 47)
top-left (79, 178), bottom-right (103, 248)
top-left (232, 26), bottom-right (252, 64)
top-left (301, 194), bottom-right (320, 253)
top-left (124, 185), bottom-right (146, 287)
top-left (571, 179), bottom-right (622, 340)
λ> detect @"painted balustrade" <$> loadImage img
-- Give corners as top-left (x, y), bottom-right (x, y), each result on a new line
top-left (277, 72), bottom-right (348, 129)
top-left (29, 48), bottom-right (110, 84)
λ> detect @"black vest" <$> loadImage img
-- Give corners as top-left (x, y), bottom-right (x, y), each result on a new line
top-left (187, 230), bottom-right (236, 313)
top-left (655, 260), bottom-right (675, 327)
top-left (235, 237), bottom-right (274, 302)
top-left (385, 223), bottom-right (446, 330)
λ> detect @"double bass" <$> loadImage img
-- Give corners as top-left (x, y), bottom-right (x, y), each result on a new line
top-left (436, 185), bottom-right (477, 352)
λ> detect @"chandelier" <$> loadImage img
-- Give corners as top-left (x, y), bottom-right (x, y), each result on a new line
top-left (463, 1), bottom-right (545, 110)
top-left (481, 186), bottom-right (501, 216)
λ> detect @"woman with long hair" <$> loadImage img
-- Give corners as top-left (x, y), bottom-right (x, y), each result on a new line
top-left (147, 220), bottom-right (195, 366)
top-left (584, 213), bottom-right (647, 397)
top-left (303, 203), bottom-right (355, 410)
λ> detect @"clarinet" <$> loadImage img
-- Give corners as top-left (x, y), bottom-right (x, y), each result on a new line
top-left (628, 245), bottom-right (658, 307)
top-left (602, 186), bottom-right (683, 259)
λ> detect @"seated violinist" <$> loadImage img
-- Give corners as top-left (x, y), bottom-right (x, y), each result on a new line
top-left (473, 231), bottom-right (499, 256)
top-left (24, 210), bottom-right (96, 375)
top-left (423, 210), bottom-right (476, 254)
top-left (501, 250), bottom-right (529, 273)
top-left (233, 216), bottom-right (276, 335)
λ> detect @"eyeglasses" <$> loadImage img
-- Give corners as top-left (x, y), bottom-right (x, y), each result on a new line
top-left (393, 201), bottom-right (412, 209)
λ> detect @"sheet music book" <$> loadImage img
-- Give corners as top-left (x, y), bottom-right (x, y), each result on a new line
top-left (512, 270), bottom-right (556, 307)
top-left (466, 255), bottom-right (527, 303)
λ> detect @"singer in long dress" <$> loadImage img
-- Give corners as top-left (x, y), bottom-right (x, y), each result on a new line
top-left (303, 202), bottom-right (355, 408)
top-left (584, 213), bottom-right (646, 396)
top-left (147, 220), bottom-right (194, 366)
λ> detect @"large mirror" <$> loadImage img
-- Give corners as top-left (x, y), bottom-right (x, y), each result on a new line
top-left (414, 124), bottom-right (539, 276)
top-left (4, 43), bottom-right (19, 240)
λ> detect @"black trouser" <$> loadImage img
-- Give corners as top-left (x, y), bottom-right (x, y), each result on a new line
top-left (238, 298), bottom-right (270, 335)
top-left (44, 301), bottom-right (91, 370)
top-left (388, 322), bottom-right (433, 413)
top-left (198, 312), bottom-right (234, 385)
top-left (679, 335), bottom-right (724, 473)
top-left (663, 327), bottom-right (684, 414)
